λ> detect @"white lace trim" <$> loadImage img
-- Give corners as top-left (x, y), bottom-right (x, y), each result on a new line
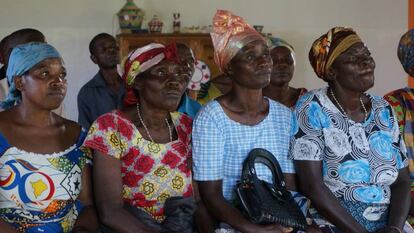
top-left (6, 144), bottom-right (77, 158)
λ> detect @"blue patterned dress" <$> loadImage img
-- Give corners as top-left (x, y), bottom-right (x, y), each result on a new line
top-left (290, 88), bottom-right (409, 232)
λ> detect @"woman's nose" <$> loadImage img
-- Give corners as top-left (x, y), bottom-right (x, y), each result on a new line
top-left (361, 57), bottom-right (375, 69)
top-left (51, 76), bottom-right (66, 87)
top-left (258, 57), bottom-right (272, 69)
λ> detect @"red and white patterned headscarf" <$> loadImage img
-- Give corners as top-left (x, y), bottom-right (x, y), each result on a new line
top-left (118, 42), bottom-right (180, 106)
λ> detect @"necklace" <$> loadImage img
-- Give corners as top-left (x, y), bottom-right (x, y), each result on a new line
top-left (136, 104), bottom-right (173, 143)
top-left (329, 88), bottom-right (368, 122)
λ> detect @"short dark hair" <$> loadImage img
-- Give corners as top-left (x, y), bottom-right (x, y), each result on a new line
top-left (2, 28), bottom-right (45, 64)
top-left (0, 35), bottom-right (9, 62)
top-left (7, 28), bottom-right (45, 46)
top-left (89, 33), bottom-right (114, 55)
top-left (0, 35), bottom-right (8, 50)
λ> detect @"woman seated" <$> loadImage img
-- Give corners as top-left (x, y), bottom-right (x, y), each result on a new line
top-left (0, 42), bottom-right (97, 233)
top-left (263, 37), bottom-right (307, 108)
top-left (192, 10), bottom-right (308, 233)
top-left (197, 73), bottom-right (233, 105)
top-left (384, 29), bottom-right (414, 226)
top-left (176, 42), bottom-right (202, 119)
top-left (83, 43), bottom-right (199, 233)
top-left (292, 27), bottom-right (413, 233)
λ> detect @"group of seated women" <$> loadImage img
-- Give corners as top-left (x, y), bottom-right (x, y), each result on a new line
top-left (1, 9), bottom-right (414, 233)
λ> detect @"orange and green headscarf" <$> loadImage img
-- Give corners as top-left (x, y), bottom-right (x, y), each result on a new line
top-left (309, 27), bottom-right (362, 80)
top-left (210, 10), bottom-right (265, 73)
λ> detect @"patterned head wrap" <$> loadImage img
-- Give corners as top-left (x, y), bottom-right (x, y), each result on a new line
top-left (117, 42), bottom-right (180, 106)
top-left (1, 42), bottom-right (61, 109)
top-left (266, 36), bottom-right (295, 65)
top-left (210, 10), bottom-right (265, 73)
top-left (266, 36), bottom-right (294, 52)
top-left (397, 28), bottom-right (414, 75)
top-left (309, 27), bottom-right (362, 80)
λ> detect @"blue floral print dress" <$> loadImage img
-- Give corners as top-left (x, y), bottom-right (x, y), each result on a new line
top-left (290, 88), bottom-right (408, 232)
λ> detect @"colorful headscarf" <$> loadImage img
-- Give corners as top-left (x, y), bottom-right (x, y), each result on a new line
top-left (1, 42), bottom-right (61, 109)
top-left (210, 10), bottom-right (265, 73)
top-left (266, 36), bottom-right (294, 53)
top-left (397, 28), bottom-right (414, 75)
top-left (117, 42), bottom-right (180, 106)
top-left (266, 36), bottom-right (295, 65)
top-left (309, 27), bottom-right (362, 80)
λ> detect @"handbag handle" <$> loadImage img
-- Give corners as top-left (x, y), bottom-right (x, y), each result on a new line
top-left (241, 148), bottom-right (286, 190)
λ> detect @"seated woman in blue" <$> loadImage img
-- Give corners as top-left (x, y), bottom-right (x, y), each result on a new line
top-left (291, 27), bottom-right (413, 233)
top-left (0, 42), bottom-right (97, 233)
top-left (192, 10), bottom-right (307, 233)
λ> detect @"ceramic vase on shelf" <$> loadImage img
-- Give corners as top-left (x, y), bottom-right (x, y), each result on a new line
top-left (117, 0), bottom-right (145, 33)
top-left (148, 15), bottom-right (163, 33)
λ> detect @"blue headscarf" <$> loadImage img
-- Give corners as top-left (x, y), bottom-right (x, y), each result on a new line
top-left (398, 28), bottom-right (414, 75)
top-left (2, 42), bottom-right (62, 109)
top-left (266, 36), bottom-right (296, 65)
top-left (266, 36), bottom-right (295, 53)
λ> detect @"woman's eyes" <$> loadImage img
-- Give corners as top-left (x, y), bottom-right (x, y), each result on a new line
top-left (59, 72), bottom-right (67, 79)
top-left (40, 71), bottom-right (49, 78)
top-left (156, 70), bottom-right (167, 76)
top-left (245, 53), bottom-right (270, 61)
top-left (37, 69), bottom-right (67, 80)
top-left (246, 55), bottom-right (254, 61)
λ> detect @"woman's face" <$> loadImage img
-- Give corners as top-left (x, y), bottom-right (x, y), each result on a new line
top-left (18, 58), bottom-right (67, 110)
top-left (136, 59), bottom-right (189, 111)
top-left (330, 42), bottom-right (375, 92)
top-left (270, 46), bottom-right (294, 86)
top-left (177, 44), bottom-right (195, 76)
top-left (228, 40), bottom-right (273, 89)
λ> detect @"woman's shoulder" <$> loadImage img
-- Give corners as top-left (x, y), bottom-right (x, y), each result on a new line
top-left (94, 109), bottom-right (123, 122)
top-left (294, 88), bottom-right (324, 110)
top-left (384, 87), bottom-right (413, 98)
top-left (194, 100), bottom-right (222, 121)
top-left (268, 98), bottom-right (291, 117)
top-left (0, 108), bottom-right (16, 127)
top-left (90, 109), bottom-right (126, 130)
top-left (56, 116), bottom-right (87, 146)
top-left (172, 111), bottom-right (193, 128)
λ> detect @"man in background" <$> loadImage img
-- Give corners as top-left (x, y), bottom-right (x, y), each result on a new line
top-left (77, 33), bottom-right (125, 129)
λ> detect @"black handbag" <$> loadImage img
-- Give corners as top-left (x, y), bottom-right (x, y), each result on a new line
top-left (235, 148), bottom-right (308, 230)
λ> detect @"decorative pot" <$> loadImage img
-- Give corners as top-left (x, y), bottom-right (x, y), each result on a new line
top-left (148, 15), bottom-right (163, 33)
top-left (117, 0), bottom-right (145, 33)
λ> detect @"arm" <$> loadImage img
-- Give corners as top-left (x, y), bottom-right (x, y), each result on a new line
top-left (71, 165), bottom-right (99, 233)
top-left (93, 151), bottom-right (158, 233)
top-left (193, 181), bottom-right (218, 233)
top-left (387, 167), bottom-right (411, 230)
top-left (0, 220), bottom-right (19, 233)
top-left (198, 180), bottom-right (292, 233)
top-left (284, 173), bottom-right (297, 191)
top-left (285, 173), bottom-right (321, 233)
top-left (411, 196), bottom-right (414, 217)
top-left (295, 161), bottom-right (367, 233)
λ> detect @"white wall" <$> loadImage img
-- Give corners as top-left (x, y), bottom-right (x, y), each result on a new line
top-left (0, 0), bottom-right (408, 120)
